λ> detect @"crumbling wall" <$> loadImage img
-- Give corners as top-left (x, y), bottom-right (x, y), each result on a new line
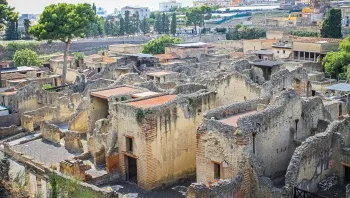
top-left (2, 82), bottom-right (41, 114)
top-left (284, 118), bottom-right (350, 195)
top-left (0, 113), bottom-right (20, 127)
top-left (69, 99), bottom-right (89, 133)
top-left (21, 106), bottom-right (59, 132)
top-left (0, 125), bottom-right (20, 139)
top-left (186, 174), bottom-right (243, 198)
top-left (171, 84), bottom-right (207, 95)
top-left (112, 92), bottom-right (216, 190)
top-left (41, 121), bottom-right (64, 144)
top-left (237, 91), bottom-right (302, 178)
top-left (195, 72), bottom-right (262, 106)
top-left (262, 67), bottom-right (311, 97)
top-left (117, 73), bottom-right (145, 85)
top-left (64, 131), bottom-right (84, 153)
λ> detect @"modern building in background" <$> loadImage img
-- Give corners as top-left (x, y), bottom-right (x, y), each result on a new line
top-left (120, 6), bottom-right (150, 20)
top-left (96, 7), bottom-right (108, 17)
top-left (193, 0), bottom-right (231, 7)
top-left (159, 1), bottom-right (182, 11)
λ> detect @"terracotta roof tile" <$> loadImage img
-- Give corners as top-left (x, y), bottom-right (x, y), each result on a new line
top-left (91, 87), bottom-right (141, 99)
top-left (128, 95), bottom-right (177, 108)
top-left (219, 111), bottom-right (257, 127)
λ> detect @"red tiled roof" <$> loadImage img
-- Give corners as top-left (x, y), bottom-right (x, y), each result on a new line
top-left (290, 36), bottom-right (342, 43)
top-left (91, 87), bottom-right (140, 99)
top-left (219, 111), bottom-right (257, 127)
top-left (128, 95), bottom-right (177, 108)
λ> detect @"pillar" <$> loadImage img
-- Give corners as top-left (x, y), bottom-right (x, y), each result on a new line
top-left (298, 51), bottom-right (300, 60)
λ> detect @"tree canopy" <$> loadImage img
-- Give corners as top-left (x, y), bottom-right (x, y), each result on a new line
top-left (322, 35), bottom-right (350, 80)
top-left (0, 0), bottom-right (15, 30)
top-left (171, 12), bottom-right (177, 35)
top-left (29, 3), bottom-right (96, 84)
top-left (29, 3), bottom-right (96, 43)
top-left (185, 5), bottom-right (212, 33)
top-left (142, 35), bottom-right (181, 54)
top-left (321, 8), bottom-right (342, 38)
top-left (13, 49), bottom-right (42, 66)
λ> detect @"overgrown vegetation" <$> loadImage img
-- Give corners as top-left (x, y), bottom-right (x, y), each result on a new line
top-left (291, 31), bottom-right (319, 37)
top-left (226, 25), bottom-right (266, 40)
top-left (121, 96), bottom-right (127, 101)
top-left (322, 35), bottom-right (350, 80)
top-left (142, 35), bottom-right (182, 54)
top-left (43, 83), bottom-right (53, 90)
top-left (13, 49), bottom-right (42, 66)
top-left (136, 109), bottom-right (154, 124)
top-left (50, 172), bottom-right (101, 198)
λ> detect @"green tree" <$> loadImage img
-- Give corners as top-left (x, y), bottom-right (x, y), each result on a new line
top-left (97, 16), bottom-right (105, 37)
top-left (92, 3), bottom-right (96, 14)
top-left (13, 49), bottom-right (42, 66)
top-left (29, 3), bottom-right (96, 85)
top-left (170, 12), bottom-right (177, 35)
top-left (164, 13), bottom-right (170, 33)
top-left (142, 34), bottom-right (181, 54)
top-left (0, 0), bottom-right (15, 30)
top-left (321, 8), bottom-right (342, 38)
top-left (323, 51), bottom-right (350, 79)
top-left (155, 13), bottom-right (162, 33)
top-left (74, 52), bottom-right (84, 67)
top-left (339, 35), bottom-right (350, 52)
top-left (125, 10), bottom-right (131, 34)
top-left (140, 18), bottom-right (150, 34)
top-left (135, 12), bottom-right (140, 34)
top-left (5, 12), bottom-right (19, 40)
top-left (161, 12), bottom-right (167, 33)
top-left (23, 19), bottom-right (31, 39)
top-left (119, 16), bottom-right (125, 35)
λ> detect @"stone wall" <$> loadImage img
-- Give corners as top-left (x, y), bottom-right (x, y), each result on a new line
top-left (21, 106), bottom-right (59, 132)
top-left (195, 72), bottom-right (262, 106)
top-left (186, 174), bottom-right (243, 198)
top-left (180, 34), bottom-right (226, 43)
top-left (64, 131), bottom-right (84, 153)
top-left (0, 113), bottom-right (20, 127)
top-left (112, 91), bottom-right (217, 190)
top-left (0, 125), bottom-right (20, 139)
top-left (284, 118), bottom-right (350, 196)
top-left (41, 121), bottom-right (64, 144)
top-left (69, 99), bottom-right (89, 133)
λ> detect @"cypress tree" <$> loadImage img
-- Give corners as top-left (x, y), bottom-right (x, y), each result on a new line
top-left (171, 12), bottom-right (177, 35)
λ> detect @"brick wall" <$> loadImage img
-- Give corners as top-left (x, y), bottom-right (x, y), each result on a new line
top-left (0, 113), bottom-right (19, 127)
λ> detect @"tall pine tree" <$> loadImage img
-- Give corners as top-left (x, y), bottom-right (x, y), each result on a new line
top-left (140, 18), bottom-right (150, 34)
top-left (155, 13), bottom-right (162, 34)
top-left (119, 16), bottom-right (125, 35)
top-left (171, 12), bottom-right (176, 35)
top-left (125, 10), bottom-right (131, 34)
top-left (161, 12), bottom-right (169, 34)
top-left (321, 8), bottom-right (342, 38)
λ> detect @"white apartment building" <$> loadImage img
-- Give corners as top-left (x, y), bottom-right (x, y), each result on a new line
top-left (120, 6), bottom-right (150, 20)
top-left (159, 1), bottom-right (182, 11)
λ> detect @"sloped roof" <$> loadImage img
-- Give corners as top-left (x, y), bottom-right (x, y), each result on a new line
top-left (128, 95), bottom-right (177, 108)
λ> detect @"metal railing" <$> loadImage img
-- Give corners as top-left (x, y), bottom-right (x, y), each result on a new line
top-left (294, 187), bottom-right (327, 198)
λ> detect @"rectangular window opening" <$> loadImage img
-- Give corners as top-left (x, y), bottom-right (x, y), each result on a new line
top-left (214, 163), bottom-right (221, 180)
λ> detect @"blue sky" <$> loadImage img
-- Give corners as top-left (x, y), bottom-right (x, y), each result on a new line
top-left (8, 0), bottom-right (193, 14)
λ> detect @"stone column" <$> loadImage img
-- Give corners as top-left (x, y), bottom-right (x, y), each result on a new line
top-left (298, 51), bottom-right (300, 60)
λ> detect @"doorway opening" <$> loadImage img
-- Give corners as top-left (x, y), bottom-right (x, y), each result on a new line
top-left (345, 165), bottom-right (350, 184)
top-left (126, 156), bottom-right (137, 183)
top-left (214, 162), bottom-right (221, 180)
